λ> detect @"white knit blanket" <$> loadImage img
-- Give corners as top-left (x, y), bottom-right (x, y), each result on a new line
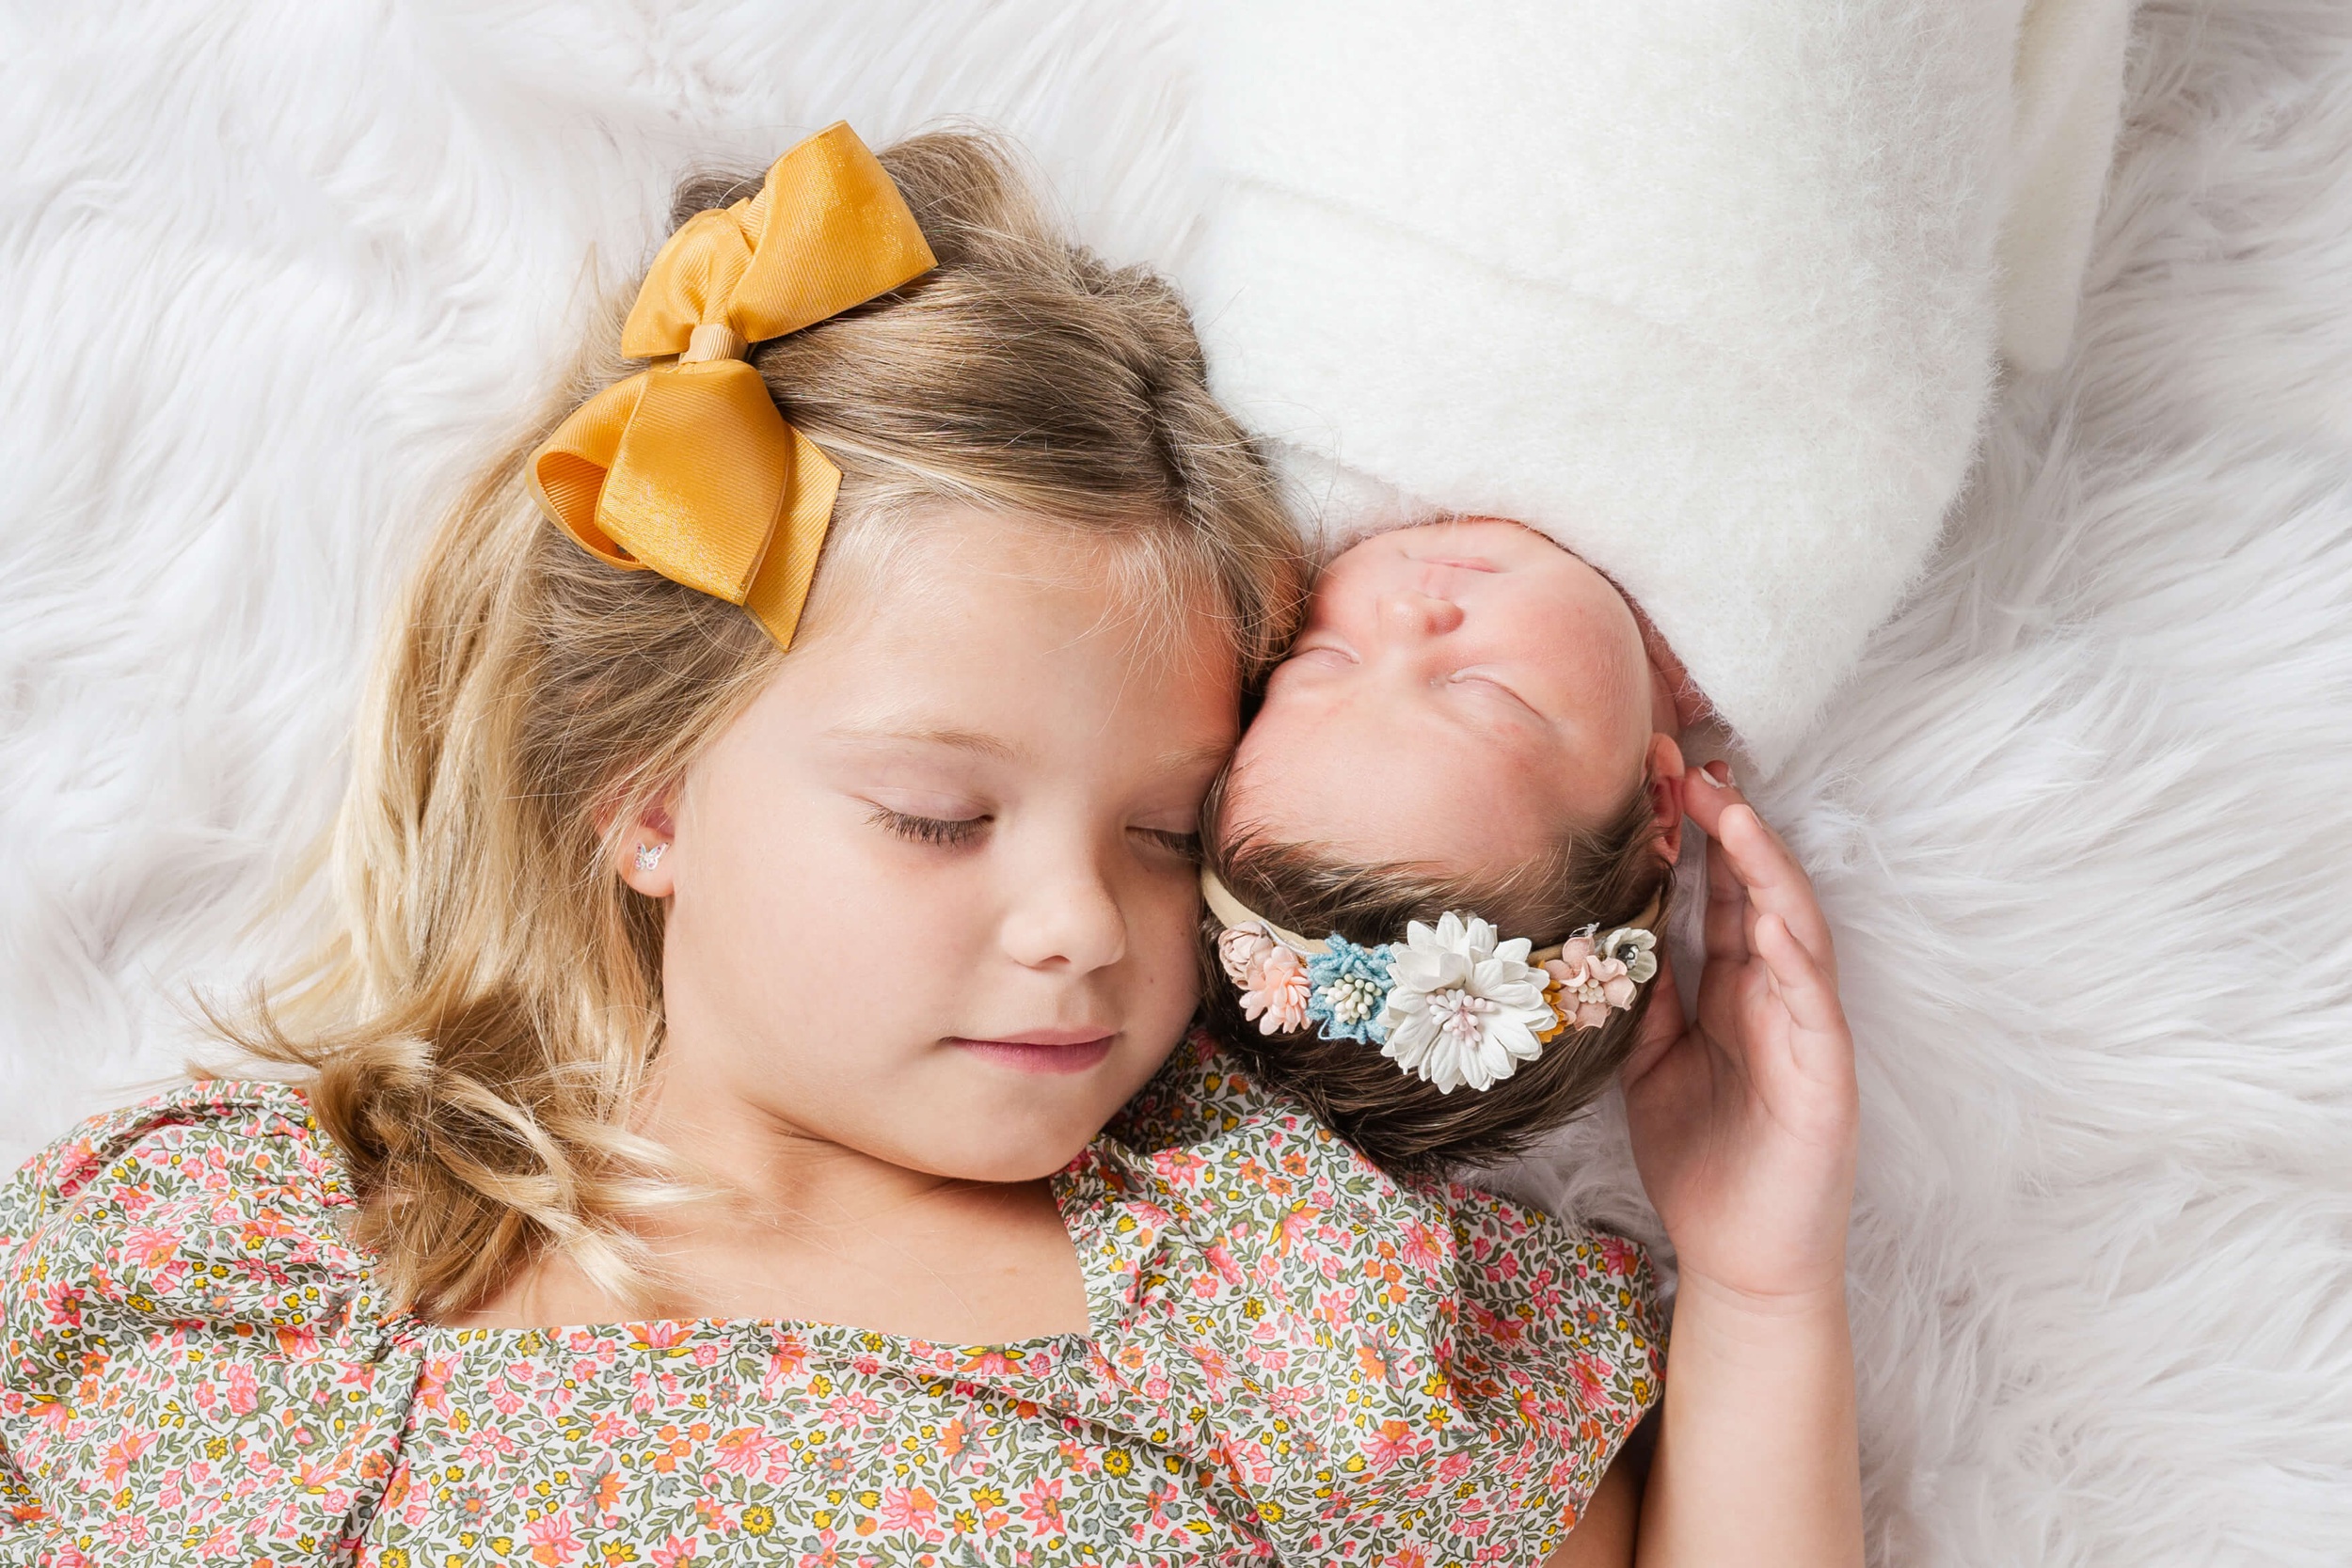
top-left (1, 4), bottom-right (2345, 1562)
top-left (1187, 0), bottom-right (2132, 768)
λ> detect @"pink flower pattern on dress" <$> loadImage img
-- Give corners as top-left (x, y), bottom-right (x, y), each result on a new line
top-left (0, 1034), bottom-right (1661, 1567)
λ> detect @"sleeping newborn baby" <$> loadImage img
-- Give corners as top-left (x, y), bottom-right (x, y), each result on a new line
top-left (1200, 516), bottom-right (1706, 1174)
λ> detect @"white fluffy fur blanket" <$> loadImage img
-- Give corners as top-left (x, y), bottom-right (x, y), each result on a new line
top-left (1, 3), bottom-right (2346, 1562)
top-left (1188, 0), bottom-right (2131, 768)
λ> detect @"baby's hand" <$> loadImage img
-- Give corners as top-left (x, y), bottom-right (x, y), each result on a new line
top-left (1620, 765), bottom-right (1858, 1306)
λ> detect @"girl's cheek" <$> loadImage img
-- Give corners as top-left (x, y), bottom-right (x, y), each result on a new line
top-left (1132, 879), bottom-right (1209, 1011)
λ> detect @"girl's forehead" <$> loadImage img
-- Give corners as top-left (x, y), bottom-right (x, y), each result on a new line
top-left (778, 511), bottom-right (1242, 719)
top-left (851, 509), bottom-right (1237, 658)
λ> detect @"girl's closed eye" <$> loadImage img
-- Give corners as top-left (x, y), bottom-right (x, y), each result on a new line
top-left (860, 781), bottom-right (992, 846)
top-left (1133, 825), bottom-right (1203, 862)
top-left (867, 803), bottom-right (988, 847)
top-left (864, 801), bottom-right (1200, 860)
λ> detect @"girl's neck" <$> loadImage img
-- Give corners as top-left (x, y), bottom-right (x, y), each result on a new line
top-left (437, 1050), bottom-right (1092, 1339)
top-left (633, 1057), bottom-right (966, 1236)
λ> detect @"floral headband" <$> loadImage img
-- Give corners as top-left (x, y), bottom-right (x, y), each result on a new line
top-left (1203, 868), bottom-right (1663, 1095)
top-left (529, 123), bottom-right (937, 649)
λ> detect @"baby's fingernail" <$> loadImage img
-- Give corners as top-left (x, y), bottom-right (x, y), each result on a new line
top-left (1705, 761), bottom-right (1734, 788)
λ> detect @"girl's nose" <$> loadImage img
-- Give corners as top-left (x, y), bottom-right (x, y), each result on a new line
top-left (1001, 847), bottom-right (1129, 974)
top-left (1375, 589), bottom-right (1466, 639)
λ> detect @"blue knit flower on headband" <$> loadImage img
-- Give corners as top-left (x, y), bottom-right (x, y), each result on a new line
top-left (1306, 934), bottom-right (1393, 1044)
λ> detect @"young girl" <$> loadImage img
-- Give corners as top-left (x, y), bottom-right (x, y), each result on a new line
top-left (1200, 514), bottom-right (1866, 1562)
top-left (0, 126), bottom-right (1706, 1568)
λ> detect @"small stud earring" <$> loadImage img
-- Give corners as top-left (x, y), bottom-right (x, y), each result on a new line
top-left (633, 842), bottom-right (668, 873)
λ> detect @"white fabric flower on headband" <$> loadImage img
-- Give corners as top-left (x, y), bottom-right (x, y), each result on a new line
top-left (1376, 911), bottom-right (1557, 1093)
top-left (1602, 927), bottom-right (1660, 983)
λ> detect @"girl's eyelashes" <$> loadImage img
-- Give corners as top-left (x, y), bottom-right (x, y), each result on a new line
top-left (867, 804), bottom-right (989, 847)
top-left (867, 804), bottom-right (1200, 861)
top-left (1134, 827), bottom-right (1203, 862)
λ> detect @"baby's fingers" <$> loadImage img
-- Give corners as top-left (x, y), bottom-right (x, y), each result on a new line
top-left (1693, 773), bottom-right (1836, 981)
top-left (1754, 911), bottom-right (1847, 1045)
top-left (1619, 951), bottom-right (1686, 1085)
top-left (1704, 834), bottom-right (1750, 965)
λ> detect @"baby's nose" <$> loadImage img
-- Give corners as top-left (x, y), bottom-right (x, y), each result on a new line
top-left (1375, 589), bottom-right (1466, 639)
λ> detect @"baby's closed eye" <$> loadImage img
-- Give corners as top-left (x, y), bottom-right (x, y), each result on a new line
top-left (1446, 669), bottom-right (1544, 720)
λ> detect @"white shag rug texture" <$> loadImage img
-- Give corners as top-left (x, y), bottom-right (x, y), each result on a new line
top-left (1, 3), bottom-right (2346, 1564)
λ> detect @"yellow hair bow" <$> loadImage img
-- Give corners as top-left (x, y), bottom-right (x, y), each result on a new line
top-left (529, 122), bottom-right (936, 647)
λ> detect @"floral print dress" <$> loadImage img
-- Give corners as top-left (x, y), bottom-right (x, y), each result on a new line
top-left (0, 1034), bottom-right (1662, 1567)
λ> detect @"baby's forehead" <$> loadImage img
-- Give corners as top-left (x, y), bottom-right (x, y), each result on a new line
top-left (1224, 698), bottom-right (1563, 879)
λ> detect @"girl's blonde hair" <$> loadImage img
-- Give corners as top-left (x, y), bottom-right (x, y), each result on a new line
top-left (229, 129), bottom-right (1305, 1320)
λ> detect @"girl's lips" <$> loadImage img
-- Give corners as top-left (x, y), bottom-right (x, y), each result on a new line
top-left (948, 1035), bottom-right (1116, 1074)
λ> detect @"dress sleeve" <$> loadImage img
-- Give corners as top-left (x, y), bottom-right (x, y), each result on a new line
top-left (0, 1080), bottom-right (420, 1566)
top-left (1068, 1038), bottom-right (1665, 1567)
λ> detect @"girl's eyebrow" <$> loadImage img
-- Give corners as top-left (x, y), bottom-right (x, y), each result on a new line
top-left (1152, 738), bottom-right (1241, 777)
top-left (824, 729), bottom-right (1230, 777)
top-left (825, 723), bottom-right (1024, 762)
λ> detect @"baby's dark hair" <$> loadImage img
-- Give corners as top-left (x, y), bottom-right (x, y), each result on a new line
top-left (1199, 771), bottom-right (1672, 1179)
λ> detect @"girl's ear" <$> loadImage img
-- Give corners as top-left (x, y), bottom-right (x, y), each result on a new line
top-left (616, 797), bottom-right (680, 899)
top-left (1644, 733), bottom-right (1686, 864)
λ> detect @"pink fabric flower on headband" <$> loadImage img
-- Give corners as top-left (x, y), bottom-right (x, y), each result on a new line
top-left (1238, 945), bottom-right (1311, 1035)
top-left (1545, 935), bottom-right (1639, 1033)
top-left (1218, 925), bottom-right (1277, 985)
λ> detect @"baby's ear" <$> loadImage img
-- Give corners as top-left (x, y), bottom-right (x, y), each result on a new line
top-left (1644, 734), bottom-right (1686, 863)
